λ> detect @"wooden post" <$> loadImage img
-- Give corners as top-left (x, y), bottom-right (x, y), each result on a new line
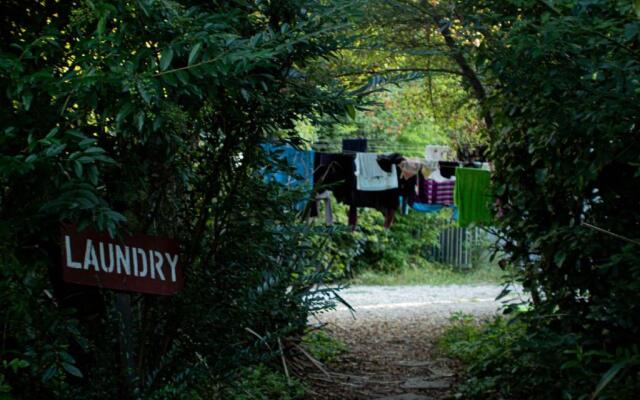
top-left (115, 292), bottom-right (135, 399)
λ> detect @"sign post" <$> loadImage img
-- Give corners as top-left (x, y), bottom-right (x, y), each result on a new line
top-left (60, 224), bottom-right (183, 397)
top-left (60, 225), bottom-right (183, 295)
top-left (115, 292), bottom-right (135, 399)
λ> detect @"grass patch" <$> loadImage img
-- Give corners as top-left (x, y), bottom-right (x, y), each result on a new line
top-left (227, 365), bottom-right (306, 400)
top-left (301, 329), bottom-right (346, 363)
top-left (350, 262), bottom-right (505, 286)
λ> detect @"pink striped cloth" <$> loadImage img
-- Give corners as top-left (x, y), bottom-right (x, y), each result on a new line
top-left (423, 179), bottom-right (455, 205)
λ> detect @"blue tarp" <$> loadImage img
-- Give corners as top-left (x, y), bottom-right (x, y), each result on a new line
top-left (410, 202), bottom-right (458, 220)
top-left (261, 144), bottom-right (314, 210)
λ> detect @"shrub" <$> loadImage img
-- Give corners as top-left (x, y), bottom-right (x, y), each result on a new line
top-left (0, 0), bottom-right (358, 397)
top-left (226, 365), bottom-right (306, 400)
top-left (325, 201), bottom-right (449, 275)
top-left (439, 312), bottom-right (640, 400)
top-left (442, 0), bottom-right (640, 397)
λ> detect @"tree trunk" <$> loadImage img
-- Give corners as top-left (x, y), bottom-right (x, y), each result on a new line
top-left (433, 16), bottom-right (493, 129)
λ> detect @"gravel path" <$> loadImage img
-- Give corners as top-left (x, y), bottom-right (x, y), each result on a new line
top-left (304, 284), bottom-right (523, 399)
top-left (318, 284), bottom-right (522, 325)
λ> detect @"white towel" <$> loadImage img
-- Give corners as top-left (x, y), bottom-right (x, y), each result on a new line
top-left (424, 145), bottom-right (452, 162)
top-left (355, 153), bottom-right (399, 191)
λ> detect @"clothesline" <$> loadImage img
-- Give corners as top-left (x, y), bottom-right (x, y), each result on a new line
top-left (313, 145), bottom-right (435, 150)
top-left (312, 146), bottom-right (449, 153)
top-left (263, 141), bottom-right (493, 230)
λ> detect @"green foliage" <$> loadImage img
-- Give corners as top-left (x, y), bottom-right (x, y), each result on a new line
top-left (331, 202), bottom-right (449, 275)
top-left (0, 247), bottom-right (90, 398)
top-left (307, 199), bottom-right (451, 279)
top-left (439, 313), bottom-right (640, 400)
top-left (323, 0), bottom-right (490, 144)
top-left (308, 77), bottom-right (479, 155)
top-left (437, 313), bottom-right (526, 367)
top-left (351, 261), bottom-right (504, 286)
top-left (314, 198), bottom-right (500, 282)
top-left (0, 0), bottom-right (358, 398)
top-left (301, 330), bottom-right (346, 363)
top-left (227, 365), bottom-right (306, 400)
top-left (343, 0), bottom-right (640, 397)
top-left (464, 0), bottom-right (640, 398)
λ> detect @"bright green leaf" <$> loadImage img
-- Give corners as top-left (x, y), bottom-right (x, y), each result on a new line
top-left (45, 127), bottom-right (59, 139)
top-left (88, 165), bottom-right (98, 185)
top-left (554, 251), bottom-right (566, 267)
top-left (346, 104), bottom-right (356, 120)
top-left (137, 81), bottom-right (151, 105)
top-left (79, 138), bottom-right (97, 149)
top-left (83, 147), bottom-right (106, 154)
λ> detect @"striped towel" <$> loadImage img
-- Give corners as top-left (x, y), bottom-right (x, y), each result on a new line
top-left (424, 179), bottom-right (455, 205)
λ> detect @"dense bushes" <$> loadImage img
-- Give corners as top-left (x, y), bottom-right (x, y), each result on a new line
top-left (439, 313), bottom-right (640, 400)
top-left (446, 0), bottom-right (640, 398)
top-left (0, 1), bottom-right (357, 398)
top-left (322, 202), bottom-right (450, 276)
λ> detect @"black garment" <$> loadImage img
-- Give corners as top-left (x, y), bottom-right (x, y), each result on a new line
top-left (399, 174), bottom-right (417, 199)
top-left (376, 153), bottom-right (404, 173)
top-left (314, 152), bottom-right (399, 210)
top-left (399, 173), bottom-right (417, 215)
top-left (314, 152), bottom-right (353, 204)
top-left (439, 161), bottom-right (460, 179)
top-left (342, 138), bottom-right (368, 153)
top-left (352, 188), bottom-right (400, 209)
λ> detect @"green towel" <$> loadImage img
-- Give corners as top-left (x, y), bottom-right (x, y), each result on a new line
top-left (454, 167), bottom-right (492, 227)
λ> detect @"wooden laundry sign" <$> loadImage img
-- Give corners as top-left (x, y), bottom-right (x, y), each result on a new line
top-left (61, 225), bottom-right (183, 295)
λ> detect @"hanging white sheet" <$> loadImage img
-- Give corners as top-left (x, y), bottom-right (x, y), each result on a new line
top-left (354, 153), bottom-right (399, 191)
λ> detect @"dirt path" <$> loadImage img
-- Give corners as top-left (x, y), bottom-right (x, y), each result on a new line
top-left (304, 285), bottom-right (517, 399)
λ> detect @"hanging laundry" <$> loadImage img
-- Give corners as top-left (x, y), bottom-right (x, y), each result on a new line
top-left (438, 161), bottom-right (460, 179)
top-left (421, 164), bottom-right (434, 179)
top-left (411, 203), bottom-right (445, 213)
top-left (376, 153), bottom-right (403, 173)
top-left (261, 144), bottom-right (314, 211)
top-left (342, 138), bottom-right (368, 152)
top-left (262, 144), bottom-right (314, 188)
top-left (313, 152), bottom-right (353, 205)
top-left (398, 158), bottom-right (422, 179)
top-left (398, 174), bottom-right (417, 215)
top-left (424, 145), bottom-right (451, 161)
top-left (354, 153), bottom-right (399, 191)
top-left (415, 169), bottom-right (455, 205)
top-left (454, 167), bottom-right (492, 227)
top-left (314, 152), bottom-right (400, 229)
top-left (425, 180), bottom-right (455, 205)
top-left (319, 191), bottom-right (334, 225)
